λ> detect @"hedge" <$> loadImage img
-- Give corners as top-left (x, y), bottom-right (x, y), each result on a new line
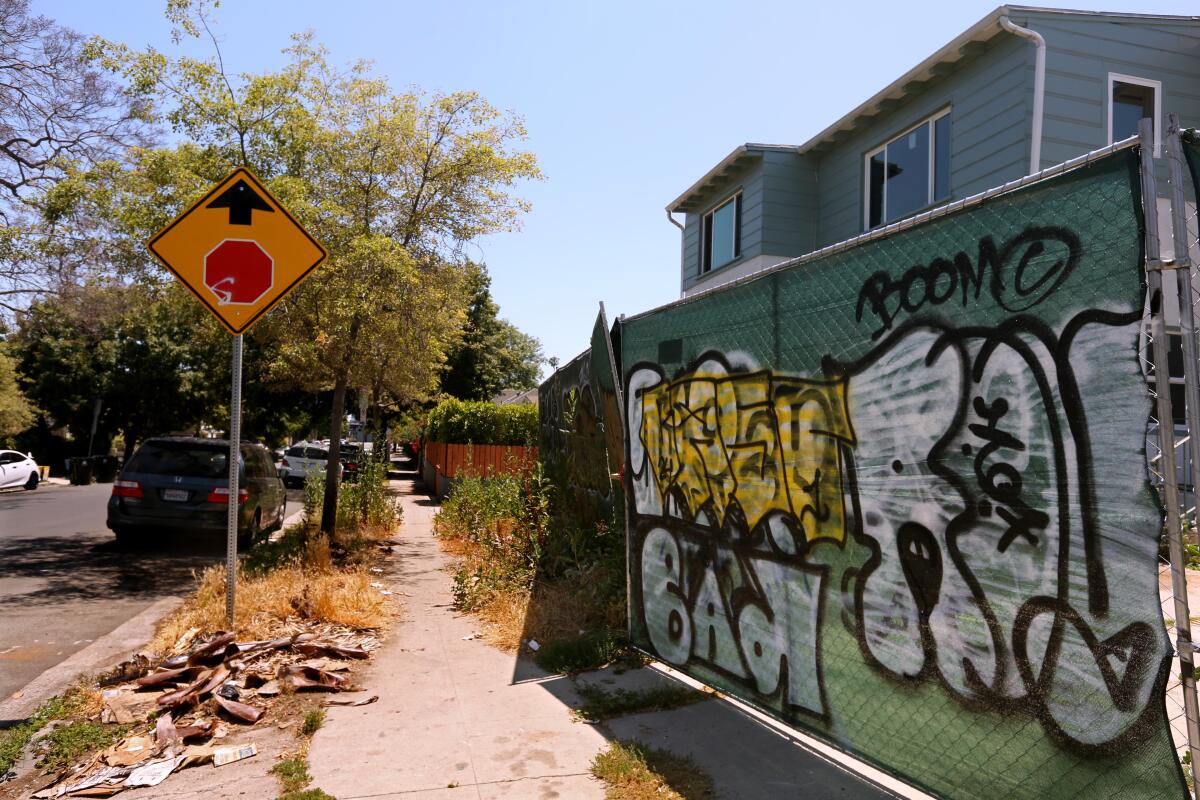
top-left (425, 397), bottom-right (538, 446)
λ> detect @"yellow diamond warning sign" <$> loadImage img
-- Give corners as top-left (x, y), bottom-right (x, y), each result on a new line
top-left (147, 167), bottom-right (327, 334)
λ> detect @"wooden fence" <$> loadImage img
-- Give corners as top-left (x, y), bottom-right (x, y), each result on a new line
top-left (420, 441), bottom-right (539, 499)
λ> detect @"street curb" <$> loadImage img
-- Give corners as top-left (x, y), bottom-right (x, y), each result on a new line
top-left (0, 595), bottom-right (183, 724)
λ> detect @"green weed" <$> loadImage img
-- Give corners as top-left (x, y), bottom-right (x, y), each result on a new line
top-left (574, 683), bottom-right (706, 723)
top-left (535, 629), bottom-right (627, 674)
top-left (301, 710), bottom-right (326, 737)
top-left (271, 756), bottom-right (312, 794)
top-left (36, 722), bottom-right (127, 772)
top-left (591, 740), bottom-right (715, 799)
top-left (0, 691), bottom-right (90, 775)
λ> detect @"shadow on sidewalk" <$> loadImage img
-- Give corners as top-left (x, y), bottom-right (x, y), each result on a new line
top-left (411, 468), bottom-right (899, 799)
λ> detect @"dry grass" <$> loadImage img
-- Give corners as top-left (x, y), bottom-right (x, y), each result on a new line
top-left (476, 573), bottom-right (625, 652)
top-left (151, 537), bottom-right (391, 652)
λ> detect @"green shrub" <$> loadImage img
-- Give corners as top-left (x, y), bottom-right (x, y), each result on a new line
top-left (534, 629), bottom-right (627, 674)
top-left (337, 458), bottom-right (401, 532)
top-left (425, 398), bottom-right (537, 445)
top-left (302, 455), bottom-right (401, 537)
top-left (437, 464), bottom-right (550, 609)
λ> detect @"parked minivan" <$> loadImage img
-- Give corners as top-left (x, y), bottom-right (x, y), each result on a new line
top-left (106, 437), bottom-right (286, 547)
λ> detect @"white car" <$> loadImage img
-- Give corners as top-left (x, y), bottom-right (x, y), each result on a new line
top-left (0, 450), bottom-right (39, 490)
top-left (278, 441), bottom-right (341, 488)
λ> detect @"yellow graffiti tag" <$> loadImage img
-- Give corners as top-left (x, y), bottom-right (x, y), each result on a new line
top-left (638, 366), bottom-right (855, 545)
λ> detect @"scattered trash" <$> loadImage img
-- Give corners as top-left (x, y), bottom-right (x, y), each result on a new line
top-left (102, 689), bottom-right (161, 724)
top-left (213, 743), bottom-right (258, 767)
top-left (30, 624), bottom-right (376, 799)
top-left (369, 567), bottom-right (384, 574)
top-left (155, 714), bottom-right (177, 746)
top-left (278, 664), bottom-right (348, 692)
top-left (97, 654), bottom-right (153, 687)
top-left (462, 632), bottom-right (480, 641)
top-left (214, 694), bottom-right (265, 723)
top-left (323, 694), bottom-right (379, 707)
top-left (527, 639), bottom-right (541, 652)
top-left (125, 755), bottom-right (183, 787)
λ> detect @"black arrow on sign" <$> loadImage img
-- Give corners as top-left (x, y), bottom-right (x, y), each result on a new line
top-left (206, 179), bottom-right (274, 225)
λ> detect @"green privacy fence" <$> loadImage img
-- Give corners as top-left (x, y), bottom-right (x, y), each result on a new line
top-left (537, 309), bottom-right (622, 531)
top-left (541, 138), bottom-right (1190, 798)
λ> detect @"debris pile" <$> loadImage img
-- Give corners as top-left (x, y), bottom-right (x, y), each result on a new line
top-left (31, 625), bottom-right (376, 798)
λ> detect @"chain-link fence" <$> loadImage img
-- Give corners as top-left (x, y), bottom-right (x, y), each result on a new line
top-left (538, 122), bottom-right (1200, 798)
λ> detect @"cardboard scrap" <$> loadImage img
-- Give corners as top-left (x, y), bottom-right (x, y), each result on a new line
top-left (155, 714), bottom-right (177, 746)
top-left (124, 756), bottom-right (183, 788)
top-left (212, 743), bottom-right (257, 767)
top-left (102, 692), bottom-right (160, 725)
top-left (277, 664), bottom-right (347, 692)
top-left (213, 694), bottom-right (265, 724)
top-left (102, 735), bottom-right (155, 767)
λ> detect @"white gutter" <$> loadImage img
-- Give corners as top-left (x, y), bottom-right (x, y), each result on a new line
top-left (999, 15), bottom-right (1045, 175)
top-left (667, 209), bottom-right (686, 282)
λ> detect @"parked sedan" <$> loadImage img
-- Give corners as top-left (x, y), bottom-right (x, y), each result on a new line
top-left (0, 450), bottom-right (38, 490)
top-left (106, 437), bottom-right (286, 547)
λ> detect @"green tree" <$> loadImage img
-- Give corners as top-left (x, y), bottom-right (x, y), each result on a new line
top-left (13, 281), bottom-right (229, 458)
top-left (89, 5), bottom-right (541, 535)
top-left (441, 264), bottom-right (543, 401)
top-left (0, 349), bottom-right (35, 440)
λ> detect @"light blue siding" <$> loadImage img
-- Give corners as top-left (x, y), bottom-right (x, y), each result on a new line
top-left (674, 11), bottom-right (1200, 294)
top-left (814, 33), bottom-right (1031, 248)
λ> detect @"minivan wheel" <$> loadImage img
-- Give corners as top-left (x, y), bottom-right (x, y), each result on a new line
top-left (24, 472), bottom-right (38, 490)
top-left (239, 508), bottom-right (262, 550)
top-left (113, 526), bottom-right (142, 548)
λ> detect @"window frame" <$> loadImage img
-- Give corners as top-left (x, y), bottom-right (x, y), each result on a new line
top-left (701, 191), bottom-right (743, 275)
top-left (1107, 72), bottom-right (1161, 157)
top-left (863, 107), bottom-right (952, 231)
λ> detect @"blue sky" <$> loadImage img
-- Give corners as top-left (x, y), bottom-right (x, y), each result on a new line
top-left (37, 0), bottom-right (1200, 369)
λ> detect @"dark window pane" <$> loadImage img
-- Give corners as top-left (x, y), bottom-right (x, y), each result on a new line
top-left (884, 122), bottom-right (930, 222)
top-left (1171, 383), bottom-right (1187, 425)
top-left (1112, 81), bottom-right (1154, 143)
top-left (286, 446), bottom-right (304, 457)
top-left (934, 114), bottom-right (951, 200)
top-left (701, 213), bottom-right (713, 273)
top-left (868, 151), bottom-right (885, 228)
top-left (710, 197), bottom-right (738, 269)
top-left (127, 443), bottom-right (229, 478)
top-left (1168, 333), bottom-right (1185, 378)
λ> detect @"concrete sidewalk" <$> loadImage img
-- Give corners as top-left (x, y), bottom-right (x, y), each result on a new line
top-left (308, 473), bottom-right (909, 800)
top-left (308, 477), bottom-right (609, 799)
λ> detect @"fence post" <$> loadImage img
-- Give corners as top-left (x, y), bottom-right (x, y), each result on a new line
top-left (1165, 114), bottom-right (1200, 787)
top-left (1149, 117), bottom-right (1200, 786)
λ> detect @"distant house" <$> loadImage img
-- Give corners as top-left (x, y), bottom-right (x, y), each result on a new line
top-left (669, 5), bottom-right (1200, 301)
top-left (493, 387), bottom-right (539, 407)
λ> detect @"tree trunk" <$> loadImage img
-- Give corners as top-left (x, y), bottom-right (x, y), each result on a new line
top-left (320, 375), bottom-right (348, 537)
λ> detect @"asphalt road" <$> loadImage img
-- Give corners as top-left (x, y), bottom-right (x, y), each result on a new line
top-left (0, 482), bottom-right (303, 703)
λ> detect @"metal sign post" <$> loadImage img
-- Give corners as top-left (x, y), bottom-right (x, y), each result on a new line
top-left (226, 335), bottom-right (243, 627)
top-left (145, 166), bottom-right (327, 633)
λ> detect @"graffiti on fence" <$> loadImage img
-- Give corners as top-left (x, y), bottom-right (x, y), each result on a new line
top-left (622, 148), bottom-right (1183, 799)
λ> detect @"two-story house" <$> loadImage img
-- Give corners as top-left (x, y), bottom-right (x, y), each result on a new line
top-left (670, 5), bottom-right (1200, 298)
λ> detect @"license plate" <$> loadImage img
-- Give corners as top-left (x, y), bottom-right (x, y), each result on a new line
top-left (162, 489), bottom-right (189, 502)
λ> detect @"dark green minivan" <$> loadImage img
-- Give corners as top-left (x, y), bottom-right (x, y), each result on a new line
top-left (106, 437), bottom-right (286, 547)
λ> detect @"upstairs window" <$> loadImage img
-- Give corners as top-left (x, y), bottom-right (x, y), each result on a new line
top-left (1109, 73), bottom-right (1160, 156)
top-left (702, 193), bottom-right (741, 273)
top-left (865, 109), bottom-right (951, 230)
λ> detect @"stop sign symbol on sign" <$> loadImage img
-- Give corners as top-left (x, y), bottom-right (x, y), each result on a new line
top-left (204, 239), bottom-right (274, 305)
